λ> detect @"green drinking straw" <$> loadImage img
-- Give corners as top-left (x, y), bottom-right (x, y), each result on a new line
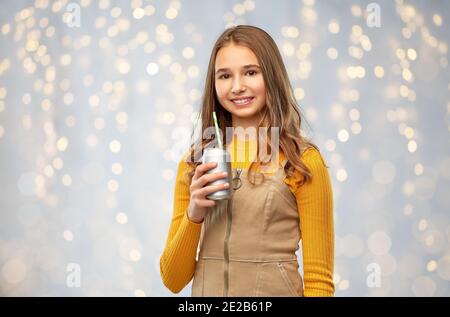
top-left (212, 111), bottom-right (223, 149)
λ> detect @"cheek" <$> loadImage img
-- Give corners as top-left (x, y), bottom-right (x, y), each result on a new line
top-left (254, 80), bottom-right (266, 97)
top-left (215, 82), bottom-right (227, 100)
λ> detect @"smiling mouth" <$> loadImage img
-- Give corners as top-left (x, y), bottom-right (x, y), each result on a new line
top-left (230, 97), bottom-right (254, 106)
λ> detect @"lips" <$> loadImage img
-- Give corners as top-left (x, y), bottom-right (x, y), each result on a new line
top-left (230, 97), bottom-right (254, 106)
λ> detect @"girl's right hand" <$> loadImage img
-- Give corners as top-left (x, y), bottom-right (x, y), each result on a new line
top-left (187, 162), bottom-right (229, 223)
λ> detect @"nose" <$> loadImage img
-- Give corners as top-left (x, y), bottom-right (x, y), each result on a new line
top-left (231, 76), bottom-right (246, 94)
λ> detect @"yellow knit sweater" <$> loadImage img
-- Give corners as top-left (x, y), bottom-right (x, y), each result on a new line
top-left (160, 138), bottom-right (335, 296)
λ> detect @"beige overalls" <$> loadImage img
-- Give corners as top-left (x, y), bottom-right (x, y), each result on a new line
top-left (192, 159), bottom-right (303, 297)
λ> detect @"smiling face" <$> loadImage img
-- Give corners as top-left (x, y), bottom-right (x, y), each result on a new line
top-left (214, 43), bottom-right (267, 130)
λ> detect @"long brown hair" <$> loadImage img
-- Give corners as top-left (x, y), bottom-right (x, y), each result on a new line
top-left (186, 25), bottom-right (323, 187)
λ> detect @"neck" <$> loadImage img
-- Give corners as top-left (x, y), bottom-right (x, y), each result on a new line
top-left (230, 128), bottom-right (258, 142)
top-left (231, 115), bottom-right (263, 142)
top-left (231, 112), bottom-right (263, 131)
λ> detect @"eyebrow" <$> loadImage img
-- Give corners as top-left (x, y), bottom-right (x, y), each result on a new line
top-left (215, 64), bottom-right (261, 74)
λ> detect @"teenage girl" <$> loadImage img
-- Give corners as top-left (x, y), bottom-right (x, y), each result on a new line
top-left (160, 25), bottom-right (334, 297)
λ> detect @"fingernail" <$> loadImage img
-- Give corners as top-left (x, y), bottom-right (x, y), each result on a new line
top-left (222, 172), bottom-right (227, 176)
top-left (223, 183), bottom-right (229, 188)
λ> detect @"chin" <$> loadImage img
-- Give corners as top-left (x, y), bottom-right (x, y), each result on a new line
top-left (229, 107), bottom-right (258, 117)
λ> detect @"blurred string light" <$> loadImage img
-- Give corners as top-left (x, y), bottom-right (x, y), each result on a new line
top-left (0, 0), bottom-right (449, 297)
top-left (279, 0), bottom-right (449, 297)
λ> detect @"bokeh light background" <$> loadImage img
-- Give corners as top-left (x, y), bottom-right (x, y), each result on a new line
top-left (0, 0), bottom-right (449, 297)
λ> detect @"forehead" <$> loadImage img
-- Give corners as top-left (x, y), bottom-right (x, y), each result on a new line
top-left (215, 44), bottom-right (259, 69)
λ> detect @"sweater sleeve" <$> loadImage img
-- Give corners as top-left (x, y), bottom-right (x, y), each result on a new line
top-left (285, 147), bottom-right (335, 296)
top-left (160, 156), bottom-right (203, 293)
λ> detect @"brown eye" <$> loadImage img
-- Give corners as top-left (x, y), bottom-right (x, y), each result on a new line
top-left (247, 70), bottom-right (257, 76)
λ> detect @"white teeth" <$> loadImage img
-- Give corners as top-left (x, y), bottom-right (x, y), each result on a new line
top-left (232, 98), bottom-right (252, 105)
